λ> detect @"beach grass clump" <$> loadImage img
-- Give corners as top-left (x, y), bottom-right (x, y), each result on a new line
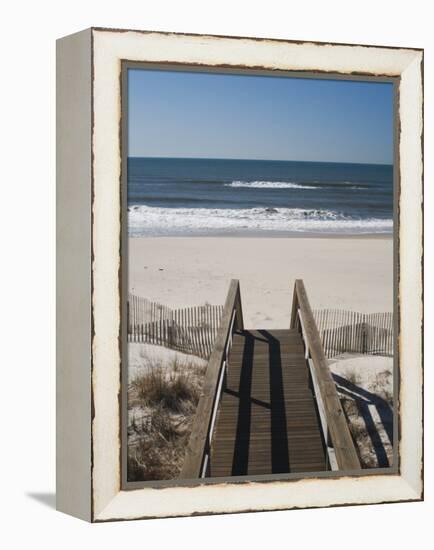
top-left (131, 367), bottom-right (201, 414)
top-left (128, 356), bottom-right (206, 482)
top-left (128, 405), bottom-right (189, 480)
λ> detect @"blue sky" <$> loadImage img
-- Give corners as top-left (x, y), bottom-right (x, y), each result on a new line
top-left (128, 69), bottom-right (394, 165)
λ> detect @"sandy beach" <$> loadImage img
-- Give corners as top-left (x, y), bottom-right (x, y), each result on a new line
top-left (128, 236), bottom-right (393, 328)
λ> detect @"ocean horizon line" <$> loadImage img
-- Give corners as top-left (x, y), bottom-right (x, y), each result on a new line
top-left (127, 156), bottom-right (393, 168)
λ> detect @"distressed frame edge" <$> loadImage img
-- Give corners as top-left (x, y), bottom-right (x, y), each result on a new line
top-left (90, 25), bottom-right (424, 53)
top-left (90, 29), bottom-right (423, 522)
top-left (56, 27), bottom-right (93, 522)
top-left (396, 52), bottom-right (424, 498)
top-left (120, 61), bottom-right (400, 492)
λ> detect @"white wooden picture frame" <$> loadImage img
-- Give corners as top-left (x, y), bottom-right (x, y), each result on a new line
top-left (56, 27), bottom-right (423, 522)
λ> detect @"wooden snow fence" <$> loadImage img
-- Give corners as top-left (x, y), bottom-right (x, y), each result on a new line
top-left (127, 294), bottom-right (224, 359)
top-left (313, 309), bottom-right (393, 358)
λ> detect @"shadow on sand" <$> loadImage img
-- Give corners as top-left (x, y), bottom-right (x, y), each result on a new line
top-left (333, 373), bottom-right (393, 468)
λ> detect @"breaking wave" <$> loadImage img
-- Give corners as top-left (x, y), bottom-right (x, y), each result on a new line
top-left (225, 180), bottom-right (318, 189)
top-left (128, 205), bottom-right (393, 236)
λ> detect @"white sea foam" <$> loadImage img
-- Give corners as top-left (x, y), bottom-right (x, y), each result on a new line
top-left (128, 205), bottom-right (393, 236)
top-left (226, 180), bottom-right (318, 189)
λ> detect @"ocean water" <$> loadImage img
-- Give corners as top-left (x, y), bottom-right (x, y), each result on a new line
top-left (127, 157), bottom-right (393, 237)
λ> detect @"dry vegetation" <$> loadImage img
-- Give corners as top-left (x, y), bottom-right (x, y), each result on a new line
top-left (332, 360), bottom-right (394, 469)
top-left (128, 357), bottom-right (206, 481)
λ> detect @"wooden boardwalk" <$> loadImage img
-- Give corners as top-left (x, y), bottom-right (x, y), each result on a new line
top-left (180, 280), bottom-right (361, 481)
top-left (209, 329), bottom-right (327, 477)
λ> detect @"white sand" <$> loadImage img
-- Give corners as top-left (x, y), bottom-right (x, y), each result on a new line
top-left (129, 236), bottom-right (393, 328)
top-left (128, 343), bottom-right (207, 380)
top-left (330, 353), bottom-right (394, 468)
top-left (330, 354), bottom-right (393, 388)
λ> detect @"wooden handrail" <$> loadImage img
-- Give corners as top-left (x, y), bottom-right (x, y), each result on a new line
top-left (290, 279), bottom-right (361, 471)
top-left (180, 279), bottom-right (243, 479)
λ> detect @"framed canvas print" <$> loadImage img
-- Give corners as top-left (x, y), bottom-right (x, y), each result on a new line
top-left (56, 28), bottom-right (423, 522)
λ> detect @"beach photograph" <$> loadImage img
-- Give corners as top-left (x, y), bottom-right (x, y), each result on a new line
top-left (125, 68), bottom-right (395, 482)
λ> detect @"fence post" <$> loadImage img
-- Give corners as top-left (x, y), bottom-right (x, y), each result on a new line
top-left (362, 315), bottom-right (367, 354)
top-left (126, 294), bottom-right (226, 359)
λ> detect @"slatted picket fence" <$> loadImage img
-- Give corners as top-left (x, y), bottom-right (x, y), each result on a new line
top-left (127, 294), bottom-right (224, 359)
top-left (313, 309), bottom-right (393, 358)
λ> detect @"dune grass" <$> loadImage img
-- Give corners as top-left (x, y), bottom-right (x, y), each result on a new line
top-left (131, 365), bottom-right (202, 413)
top-left (127, 357), bottom-right (206, 481)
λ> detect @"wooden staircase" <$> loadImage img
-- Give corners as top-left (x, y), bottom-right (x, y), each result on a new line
top-left (209, 329), bottom-right (326, 477)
